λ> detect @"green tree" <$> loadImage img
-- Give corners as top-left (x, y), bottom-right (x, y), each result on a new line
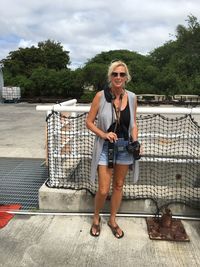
top-left (150, 15), bottom-right (200, 95)
top-left (2, 46), bottom-right (44, 76)
top-left (58, 68), bottom-right (84, 98)
top-left (38, 40), bottom-right (70, 70)
top-left (1, 15), bottom-right (200, 100)
top-left (1, 40), bottom-right (71, 98)
top-left (83, 49), bottom-right (156, 93)
top-left (82, 63), bottom-right (107, 91)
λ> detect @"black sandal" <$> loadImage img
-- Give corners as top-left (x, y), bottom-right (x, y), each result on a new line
top-left (107, 222), bottom-right (124, 239)
top-left (90, 217), bottom-right (101, 237)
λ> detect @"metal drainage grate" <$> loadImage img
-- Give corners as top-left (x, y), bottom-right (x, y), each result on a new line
top-left (0, 158), bottom-right (48, 210)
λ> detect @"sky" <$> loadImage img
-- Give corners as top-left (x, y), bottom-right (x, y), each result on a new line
top-left (0, 0), bottom-right (200, 69)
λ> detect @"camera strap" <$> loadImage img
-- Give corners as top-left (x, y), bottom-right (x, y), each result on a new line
top-left (112, 92), bottom-right (124, 133)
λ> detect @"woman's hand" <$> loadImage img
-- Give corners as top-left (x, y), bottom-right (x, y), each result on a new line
top-left (103, 132), bottom-right (118, 142)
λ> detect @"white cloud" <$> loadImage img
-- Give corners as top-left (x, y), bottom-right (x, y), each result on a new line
top-left (0, 0), bottom-right (200, 68)
top-left (18, 39), bottom-right (36, 48)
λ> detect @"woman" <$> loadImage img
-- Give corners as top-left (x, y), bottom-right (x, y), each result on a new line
top-left (86, 60), bottom-right (138, 238)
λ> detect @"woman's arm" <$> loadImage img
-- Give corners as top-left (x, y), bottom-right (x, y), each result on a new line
top-left (86, 91), bottom-right (105, 139)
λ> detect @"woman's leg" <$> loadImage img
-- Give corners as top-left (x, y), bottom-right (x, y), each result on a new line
top-left (109, 164), bottom-right (129, 237)
top-left (91, 165), bottom-right (112, 235)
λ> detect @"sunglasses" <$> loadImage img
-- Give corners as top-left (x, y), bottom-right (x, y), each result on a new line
top-left (111, 72), bottom-right (127, 78)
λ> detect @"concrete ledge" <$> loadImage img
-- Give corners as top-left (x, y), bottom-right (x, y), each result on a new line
top-left (39, 183), bottom-right (200, 216)
top-left (39, 183), bottom-right (94, 212)
top-left (39, 183), bottom-right (158, 213)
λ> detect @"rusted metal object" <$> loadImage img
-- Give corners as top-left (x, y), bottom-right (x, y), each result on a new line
top-left (146, 208), bottom-right (190, 241)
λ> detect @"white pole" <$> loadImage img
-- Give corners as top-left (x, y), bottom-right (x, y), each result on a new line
top-left (36, 99), bottom-right (77, 111)
top-left (36, 105), bottom-right (200, 115)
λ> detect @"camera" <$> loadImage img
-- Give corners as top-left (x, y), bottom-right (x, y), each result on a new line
top-left (126, 140), bottom-right (141, 160)
top-left (108, 141), bottom-right (115, 168)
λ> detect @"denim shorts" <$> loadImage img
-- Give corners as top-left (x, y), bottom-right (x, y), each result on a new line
top-left (98, 138), bottom-right (133, 165)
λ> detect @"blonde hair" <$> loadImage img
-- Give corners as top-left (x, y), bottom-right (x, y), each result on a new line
top-left (107, 60), bottom-right (131, 85)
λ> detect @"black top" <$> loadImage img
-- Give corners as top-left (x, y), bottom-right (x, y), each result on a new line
top-left (107, 102), bottom-right (130, 140)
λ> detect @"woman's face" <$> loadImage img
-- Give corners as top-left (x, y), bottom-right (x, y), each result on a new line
top-left (110, 65), bottom-right (127, 89)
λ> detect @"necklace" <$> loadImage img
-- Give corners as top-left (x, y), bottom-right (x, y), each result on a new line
top-left (113, 90), bottom-right (126, 111)
top-left (112, 91), bottom-right (125, 132)
top-left (111, 89), bottom-right (125, 100)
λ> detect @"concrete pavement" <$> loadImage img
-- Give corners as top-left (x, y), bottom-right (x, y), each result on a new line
top-left (0, 215), bottom-right (200, 267)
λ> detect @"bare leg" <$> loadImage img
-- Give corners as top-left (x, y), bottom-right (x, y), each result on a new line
top-left (109, 164), bottom-right (129, 237)
top-left (91, 165), bottom-right (112, 235)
